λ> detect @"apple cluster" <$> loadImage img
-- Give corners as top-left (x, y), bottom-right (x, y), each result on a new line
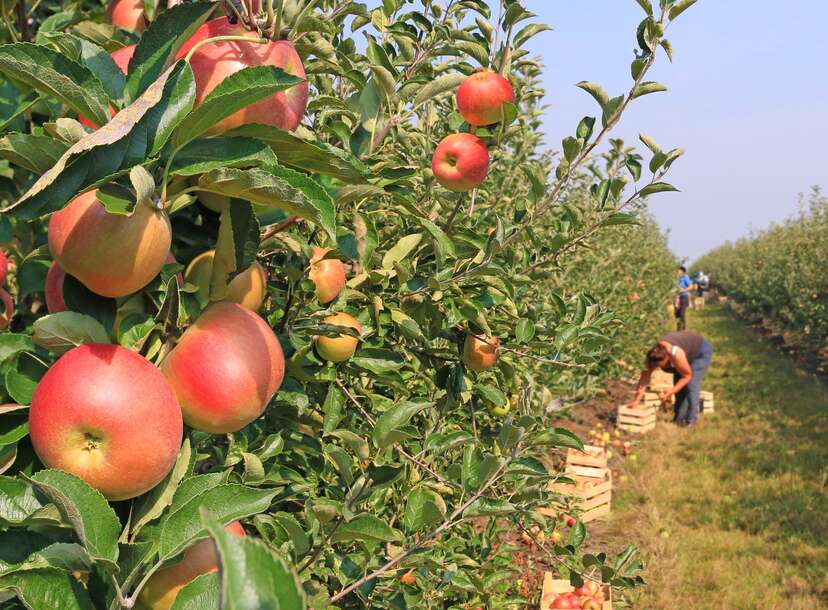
top-left (547, 581), bottom-right (606, 610)
top-left (432, 71), bottom-right (515, 193)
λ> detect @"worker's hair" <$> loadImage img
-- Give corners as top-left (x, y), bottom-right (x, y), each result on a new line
top-left (678, 265), bottom-right (687, 272)
top-left (646, 343), bottom-right (670, 368)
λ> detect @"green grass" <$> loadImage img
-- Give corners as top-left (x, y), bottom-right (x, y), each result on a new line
top-left (606, 305), bottom-right (828, 609)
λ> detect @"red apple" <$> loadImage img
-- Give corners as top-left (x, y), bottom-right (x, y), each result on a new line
top-left (550, 594), bottom-right (577, 609)
top-left (432, 133), bottom-right (490, 192)
top-left (184, 250), bottom-right (267, 311)
top-left (175, 17), bottom-right (308, 133)
top-left (79, 44), bottom-right (136, 129)
top-left (137, 521), bottom-right (245, 610)
top-left (463, 334), bottom-right (499, 371)
top-left (315, 312), bottom-right (362, 362)
top-left (0, 288), bottom-right (13, 330)
top-left (160, 302), bottom-right (285, 433)
top-left (399, 570), bottom-right (416, 586)
top-left (581, 598), bottom-right (602, 610)
top-left (28, 344), bottom-right (182, 500)
top-left (308, 247), bottom-right (346, 304)
top-left (564, 515), bottom-right (576, 528)
top-left (48, 191), bottom-right (172, 298)
top-left (456, 70), bottom-right (515, 126)
top-left (107, 0), bottom-right (146, 32)
top-left (0, 248), bottom-right (8, 285)
top-left (44, 262), bottom-right (67, 313)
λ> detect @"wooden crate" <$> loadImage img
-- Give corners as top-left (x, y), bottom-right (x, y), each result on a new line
top-left (540, 574), bottom-right (612, 610)
top-left (566, 445), bottom-right (608, 479)
top-left (539, 473), bottom-right (612, 523)
top-left (617, 404), bottom-right (657, 433)
top-left (700, 390), bottom-right (715, 414)
top-left (649, 369), bottom-right (673, 391)
top-left (694, 296), bottom-right (705, 309)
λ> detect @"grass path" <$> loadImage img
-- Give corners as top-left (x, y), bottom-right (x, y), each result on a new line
top-left (604, 305), bottom-right (828, 609)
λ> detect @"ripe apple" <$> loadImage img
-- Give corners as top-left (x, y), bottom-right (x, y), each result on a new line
top-left (79, 44), bottom-right (136, 129)
top-left (0, 288), bottom-right (13, 330)
top-left (399, 570), bottom-right (416, 586)
top-left (456, 70), bottom-right (515, 126)
top-left (184, 250), bottom-right (267, 311)
top-left (160, 302), bottom-right (284, 434)
top-left (462, 334), bottom-right (499, 371)
top-left (581, 598), bottom-right (602, 610)
top-left (48, 191), bottom-right (172, 298)
top-left (564, 515), bottom-right (576, 528)
top-left (137, 521), bottom-right (245, 610)
top-left (0, 248), bottom-right (7, 284)
top-left (28, 344), bottom-right (182, 500)
top-left (550, 594), bottom-right (578, 609)
top-left (107, 0), bottom-right (146, 32)
top-left (575, 581), bottom-right (603, 601)
top-left (432, 133), bottom-right (490, 192)
top-left (315, 312), bottom-right (362, 362)
top-left (176, 17), bottom-right (308, 133)
top-left (45, 262), bottom-right (67, 313)
top-left (308, 247), bottom-right (346, 304)
top-left (550, 530), bottom-right (562, 543)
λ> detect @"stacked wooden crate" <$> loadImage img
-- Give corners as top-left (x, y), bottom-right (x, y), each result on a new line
top-left (700, 390), bottom-right (715, 414)
top-left (617, 404), bottom-right (657, 433)
top-left (649, 369), bottom-right (673, 391)
top-left (538, 445), bottom-right (612, 523)
top-left (539, 573), bottom-right (613, 610)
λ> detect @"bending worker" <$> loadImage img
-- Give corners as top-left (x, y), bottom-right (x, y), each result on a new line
top-left (625, 330), bottom-right (714, 426)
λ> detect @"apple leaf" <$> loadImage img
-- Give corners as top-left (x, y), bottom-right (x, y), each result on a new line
top-left (330, 513), bottom-right (402, 544)
top-left (171, 66), bottom-right (304, 149)
top-left (32, 312), bottom-right (110, 355)
top-left (198, 165), bottom-right (336, 243)
top-left (201, 509), bottom-right (306, 610)
top-left (0, 476), bottom-right (44, 526)
top-left (0, 133), bottom-right (69, 174)
top-left (158, 484), bottom-right (276, 561)
top-left (168, 137), bottom-right (277, 177)
top-left (0, 42), bottom-right (110, 127)
top-left (169, 572), bottom-right (220, 610)
top-left (0, 567), bottom-right (94, 610)
top-left (26, 470), bottom-right (120, 571)
top-left (130, 438), bottom-right (192, 538)
top-left (372, 400), bottom-right (430, 450)
top-left (211, 200), bottom-right (260, 300)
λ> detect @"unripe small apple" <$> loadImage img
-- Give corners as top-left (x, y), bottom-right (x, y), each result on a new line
top-left (107, 0), bottom-right (147, 32)
top-left (463, 334), bottom-right (499, 371)
top-left (45, 262), bottom-right (67, 313)
top-left (308, 247), bottom-right (346, 304)
top-left (487, 401), bottom-right (510, 417)
top-left (456, 70), bottom-right (515, 126)
top-left (315, 312), bottom-right (362, 362)
top-left (0, 288), bottom-right (13, 330)
top-left (184, 250), bottom-right (267, 311)
top-left (137, 521), bottom-right (245, 610)
top-left (550, 530), bottom-right (562, 543)
top-left (48, 191), bottom-right (172, 298)
top-left (432, 133), bottom-right (489, 192)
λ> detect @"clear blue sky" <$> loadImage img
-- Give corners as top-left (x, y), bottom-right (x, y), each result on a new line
top-left (523, 1), bottom-right (828, 262)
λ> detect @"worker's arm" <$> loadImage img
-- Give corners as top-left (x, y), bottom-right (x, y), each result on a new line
top-left (624, 368), bottom-right (653, 407)
top-left (659, 350), bottom-right (692, 399)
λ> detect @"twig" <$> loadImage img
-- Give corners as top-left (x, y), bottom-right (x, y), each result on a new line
top-left (261, 215), bottom-right (299, 241)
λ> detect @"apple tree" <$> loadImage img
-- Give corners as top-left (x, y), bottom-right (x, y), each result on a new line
top-left (0, 0), bottom-right (695, 608)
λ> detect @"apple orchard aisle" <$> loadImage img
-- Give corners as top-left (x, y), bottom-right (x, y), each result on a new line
top-left (591, 305), bottom-right (828, 610)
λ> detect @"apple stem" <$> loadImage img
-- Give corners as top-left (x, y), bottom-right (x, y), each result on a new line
top-left (272, 0), bottom-right (283, 40)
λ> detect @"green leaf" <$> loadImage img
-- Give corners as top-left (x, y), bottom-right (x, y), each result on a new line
top-left (669, 0), bottom-right (698, 20)
top-left (633, 0), bottom-right (653, 15)
top-left (372, 400), bottom-right (430, 450)
top-left (639, 182), bottom-right (679, 196)
top-left (477, 384), bottom-right (506, 406)
top-left (125, 2), bottom-right (215, 100)
top-left (602, 212), bottom-right (639, 227)
top-left (515, 318), bottom-right (535, 343)
top-left (381, 233), bottom-right (422, 270)
top-left (322, 383), bottom-right (345, 433)
top-left (419, 217), bottom-right (456, 263)
top-left (131, 439), bottom-right (192, 537)
top-left (0, 43), bottom-right (110, 126)
top-left (198, 165), bottom-right (336, 243)
top-left (202, 509), bottom-right (306, 610)
top-left (169, 572), bottom-right (220, 610)
top-left (0, 568), bottom-right (94, 610)
top-left (272, 513), bottom-right (310, 557)
top-left (576, 81), bottom-right (609, 109)
top-left (661, 39), bottom-right (674, 62)
top-left (169, 137), bottom-right (278, 176)
top-left (0, 133), bottom-right (68, 174)
top-left (212, 201), bottom-right (260, 300)
top-left (172, 66), bottom-right (304, 148)
top-left (403, 487), bottom-right (445, 532)
top-left (26, 470), bottom-right (120, 569)
top-left (351, 349), bottom-right (405, 374)
top-left (0, 476), bottom-right (43, 525)
top-left (513, 23), bottom-right (552, 48)
top-left (632, 81), bottom-right (667, 99)
top-left (31, 312), bottom-right (109, 355)
top-left (41, 32), bottom-right (127, 104)
top-left (159, 484), bottom-right (276, 560)
top-left (330, 513), bottom-right (402, 543)
top-left (7, 61), bottom-right (195, 219)
top-left (639, 134), bottom-right (661, 155)
top-left (412, 72), bottom-right (465, 107)
top-left (463, 498), bottom-right (514, 517)
top-left (423, 431), bottom-right (473, 454)
top-left (227, 125), bottom-right (368, 184)
top-left (562, 136), bottom-right (581, 163)
top-left (0, 416), bottom-right (27, 447)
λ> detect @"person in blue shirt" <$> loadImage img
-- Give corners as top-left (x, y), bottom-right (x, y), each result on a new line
top-left (675, 265), bottom-right (693, 330)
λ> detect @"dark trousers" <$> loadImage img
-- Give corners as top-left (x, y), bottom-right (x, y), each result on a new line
top-left (674, 340), bottom-right (714, 425)
top-left (675, 294), bottom-right (690, 330)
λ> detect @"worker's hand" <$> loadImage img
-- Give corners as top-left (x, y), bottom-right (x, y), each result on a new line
top-left (658, 390), bottom-right (672, 402)
top-left (623, 398), bottom-right (641, 409)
